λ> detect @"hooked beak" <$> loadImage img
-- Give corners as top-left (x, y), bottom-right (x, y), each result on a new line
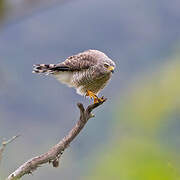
top-left (107, 66), bottom-right (115, 73)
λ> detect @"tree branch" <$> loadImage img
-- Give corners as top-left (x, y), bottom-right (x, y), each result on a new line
top-left (0, 135), bottom-right (20, 165)
top-left (7, 100), bottom-right (106, 180)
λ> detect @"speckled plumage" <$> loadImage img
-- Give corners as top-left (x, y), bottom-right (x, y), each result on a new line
top-left (33, 49), bottom-right (115, 96)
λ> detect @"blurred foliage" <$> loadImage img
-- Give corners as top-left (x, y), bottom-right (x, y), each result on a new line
top-left (86, 55), bottom-right (180, 180)
top-left (86, 138), bottom-right (178, 180)
top-left (118, 55), bottom-right (180, 133)
top-left (0, 0), bottom-right (72, 26)
top-left (0, 0), bottom-right (5, 21)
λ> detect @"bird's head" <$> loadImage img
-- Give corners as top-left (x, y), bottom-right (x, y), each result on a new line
top-left (103, 58), bottom-right (116, 74)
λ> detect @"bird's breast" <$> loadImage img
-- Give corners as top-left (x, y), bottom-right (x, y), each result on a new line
top-left (73, 70), bottom-right (111, 95)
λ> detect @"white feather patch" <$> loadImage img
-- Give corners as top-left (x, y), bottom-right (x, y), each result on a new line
top-left (76, 86), bottom-right (85, 96)
top-left (54, 72), bottom-right (73, 87)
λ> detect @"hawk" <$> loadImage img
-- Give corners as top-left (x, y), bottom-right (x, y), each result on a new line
top-left (33, 50), bottom-right (115, 103)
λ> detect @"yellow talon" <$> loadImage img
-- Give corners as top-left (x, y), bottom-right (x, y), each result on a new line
top-left (86, 90), bottom-right (105, 104)
top-left (98, 96), bottom-right (105, 103)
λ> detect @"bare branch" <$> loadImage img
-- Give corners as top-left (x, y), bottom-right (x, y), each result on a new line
top-left (7, 100), bottom-right (106, 180)
top-left (0, 135), bottom-right (20, 165)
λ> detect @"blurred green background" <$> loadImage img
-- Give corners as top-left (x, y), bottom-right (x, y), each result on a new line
top-left (0, 0), bottom-right (180, 180)
top-left (86, 56), bottom-right (180, 180)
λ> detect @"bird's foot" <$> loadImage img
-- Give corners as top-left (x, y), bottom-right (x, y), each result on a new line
top-left (97, 96), bottom-right (106, 103)
top-left (93, 96), bottom-right (106, 104)
top-left (86, 90), bottom-right (106, 104)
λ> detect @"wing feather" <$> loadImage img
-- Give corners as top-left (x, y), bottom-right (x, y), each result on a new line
top-left (55, 50), bottom-right (98, 72)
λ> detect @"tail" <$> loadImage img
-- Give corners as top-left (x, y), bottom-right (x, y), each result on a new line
top-left (32, 64), bottom-right (56, 74)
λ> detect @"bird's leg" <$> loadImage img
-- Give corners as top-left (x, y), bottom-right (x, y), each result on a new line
top-left (86, 90), bottom-right (98, 103)
top-left (86, 90), bottom-right (105, 104)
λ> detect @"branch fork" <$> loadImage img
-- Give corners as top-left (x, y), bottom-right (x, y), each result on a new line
top-left (7, 99), bottom-right (106, 180)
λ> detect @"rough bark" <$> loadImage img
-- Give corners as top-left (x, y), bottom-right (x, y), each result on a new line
top-left (7, 100), bottom-right (106, 180)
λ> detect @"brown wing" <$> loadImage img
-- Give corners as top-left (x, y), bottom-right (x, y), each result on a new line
top-left (52, 51), bottom-right (98, 72)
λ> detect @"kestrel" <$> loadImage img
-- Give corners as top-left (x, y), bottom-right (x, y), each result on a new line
top-left (33, 50), bottom-right (115, 103)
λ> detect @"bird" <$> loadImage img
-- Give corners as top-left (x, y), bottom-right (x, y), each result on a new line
top-left (32, 49), bottom-right (115, 103)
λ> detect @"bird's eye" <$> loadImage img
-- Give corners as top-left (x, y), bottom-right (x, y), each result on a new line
top-left (104, 64), bottom-right (109, 68)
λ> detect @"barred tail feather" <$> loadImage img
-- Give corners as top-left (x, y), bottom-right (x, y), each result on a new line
top-left (32, 64), bottom-right (56, 74)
